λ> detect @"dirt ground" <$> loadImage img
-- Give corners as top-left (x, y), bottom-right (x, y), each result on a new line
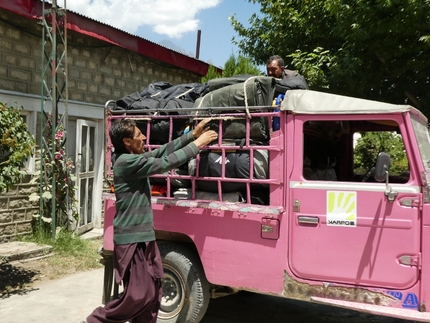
top-left (0, 239), bottom-right (103, 298)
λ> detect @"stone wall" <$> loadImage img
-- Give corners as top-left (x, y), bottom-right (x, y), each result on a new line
top-left (0, 175), bottom-right (38, 242)
top-left (0, 9), bottom-right (201, 105)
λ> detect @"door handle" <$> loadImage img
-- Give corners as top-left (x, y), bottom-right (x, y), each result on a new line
top-left (298, 216), bottom-right (319, 226)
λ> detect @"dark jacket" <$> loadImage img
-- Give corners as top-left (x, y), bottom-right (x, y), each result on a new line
top-left (275, 70), bottom-right (309, 95)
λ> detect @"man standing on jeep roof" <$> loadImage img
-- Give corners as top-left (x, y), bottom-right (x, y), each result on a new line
top-left (266, 55), bottom-right (309, 96)
top-left (266, 55), bottom-right (299, 79)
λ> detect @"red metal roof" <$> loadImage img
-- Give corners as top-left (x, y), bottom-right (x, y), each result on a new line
top-left (1, 0), bottom-right (220, 76)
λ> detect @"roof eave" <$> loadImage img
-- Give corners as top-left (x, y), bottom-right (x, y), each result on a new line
top-left (1, 0), bottom-right (219, 76)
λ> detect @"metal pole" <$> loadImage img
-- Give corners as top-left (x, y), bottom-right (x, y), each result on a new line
top-left (195, 30), bottom-right (201, 59)
top-left (50, 0), bottom-right (58, 238)
top-left (40, 0), bottom-right (68, 238)
top-left (39, 1), bottom-right (46, 229)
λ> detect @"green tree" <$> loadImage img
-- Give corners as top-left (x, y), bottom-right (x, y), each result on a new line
top-left (201, 64), bottom-right (222, 83)
top-left (0, 102), bottom-right (35, 193)
top-left (201, 54), bottom-right (262, 82)
top-left (231, 0), bottom-right (430, 115)
top-left (222, 54), bottom-right (262, 77)
top-left (354, 131), bottom-right (408, 175)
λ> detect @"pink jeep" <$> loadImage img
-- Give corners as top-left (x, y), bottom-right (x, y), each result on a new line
top-left (102, 89), bottom-right (430, 323)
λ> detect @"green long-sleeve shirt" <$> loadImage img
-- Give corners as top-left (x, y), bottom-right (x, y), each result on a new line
top-left (113, 131), bottom-right (199, 245)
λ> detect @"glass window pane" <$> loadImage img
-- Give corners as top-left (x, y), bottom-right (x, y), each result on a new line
top-left (89, 126), bottom-right (95, 172)
top-left (87, 177), bottom-right (93, 222)
top-left (79, 178), bottom-right (87, 225)
top-left (80, 125), bottom-right (88, 172)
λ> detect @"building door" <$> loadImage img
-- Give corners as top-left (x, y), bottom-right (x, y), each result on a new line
top-left (75, 119), bottom-right (97, 233)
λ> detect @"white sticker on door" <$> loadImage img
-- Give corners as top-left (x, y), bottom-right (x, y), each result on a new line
top-left (327, 191), bottom-right (356, 227)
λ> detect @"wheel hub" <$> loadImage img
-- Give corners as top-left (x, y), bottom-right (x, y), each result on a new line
top-left (158, 264), bottom-right (186, 320)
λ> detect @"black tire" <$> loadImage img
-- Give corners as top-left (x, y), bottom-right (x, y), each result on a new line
top-left (157, 243), bottom-right (210, 323)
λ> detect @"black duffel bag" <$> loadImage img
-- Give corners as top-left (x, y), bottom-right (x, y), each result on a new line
top-left (194, 76), bottom-right (276, 108)
top-left (208, 117), bottom-right (270, 140)
top-left (195, 144), bottom-right (268, 193)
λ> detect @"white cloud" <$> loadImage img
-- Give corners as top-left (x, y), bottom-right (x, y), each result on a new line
top-left (65, 0), bottom-right (221, 38)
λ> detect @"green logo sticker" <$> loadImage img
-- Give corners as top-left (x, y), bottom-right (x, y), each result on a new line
top-left (327, 191), bottom-right (357, 227)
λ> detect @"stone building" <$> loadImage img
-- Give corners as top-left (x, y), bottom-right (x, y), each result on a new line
top-left (0, 0), bottom-right (215, 241)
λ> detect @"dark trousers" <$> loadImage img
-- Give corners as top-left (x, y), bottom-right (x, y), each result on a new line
top-left (87, 244), bottom-right (162, 323)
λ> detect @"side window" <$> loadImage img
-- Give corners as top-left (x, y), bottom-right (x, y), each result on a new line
top-left (303, 120), bottom-right (409, 183)
top-left (353, 130), bottom-right (409, 183)
top-left (303, 121), bottom-right (342, 181)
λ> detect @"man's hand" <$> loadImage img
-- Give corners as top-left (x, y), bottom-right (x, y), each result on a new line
top-left (193, 130), bottom-right (218, 148)
top-left (193, 118), bottom-right (212, 138)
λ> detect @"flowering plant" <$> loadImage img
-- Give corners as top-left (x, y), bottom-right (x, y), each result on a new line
top-left (29, 115), bottom-right (79, 233)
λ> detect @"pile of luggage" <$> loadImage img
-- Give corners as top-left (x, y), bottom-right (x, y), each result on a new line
top-left (112, 74), bottom-right (304, 204)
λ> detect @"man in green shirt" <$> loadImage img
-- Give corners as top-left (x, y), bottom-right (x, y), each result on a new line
top-left (84, 118), bottom-right (217, 323)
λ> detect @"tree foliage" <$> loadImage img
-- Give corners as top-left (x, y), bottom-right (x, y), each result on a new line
top-left (222, 54), bottom-right (262, 77)
top-left (354, 131), bottom-right (408, 175)
top-left (201, 64), bottom-right (222, 83)
top-left (0, 102), bottom-right (35, 193)
top-left (231, 0), bottom-right (430, 116)
top-left (201, 54), bottom-right (261, 82)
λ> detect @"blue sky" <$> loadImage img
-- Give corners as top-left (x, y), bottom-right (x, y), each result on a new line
top-left (137, 1), bottom-right (262, 68)
top-left (66, 0), bottom-right (261, 69)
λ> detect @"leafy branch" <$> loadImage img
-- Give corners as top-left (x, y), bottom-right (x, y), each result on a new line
top-left (0, 102), bottom-right (35, 193)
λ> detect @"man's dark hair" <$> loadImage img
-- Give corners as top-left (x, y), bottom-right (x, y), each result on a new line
top-left (267, 55), bottom-right (285, 67)
top-left (109, 118), bottom-right (136, 155)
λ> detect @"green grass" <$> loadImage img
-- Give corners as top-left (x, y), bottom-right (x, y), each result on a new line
top-left (18, 229), bottom-right (103, 277)
top-left (20, 228), bottom-right (97, 254)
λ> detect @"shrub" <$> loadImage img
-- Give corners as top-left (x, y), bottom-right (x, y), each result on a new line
top-left (0, 102), bottom-right (35, 193)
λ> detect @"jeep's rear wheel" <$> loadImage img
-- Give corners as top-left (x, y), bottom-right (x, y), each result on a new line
top-left (157, 243), bottom-right (210, 323)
